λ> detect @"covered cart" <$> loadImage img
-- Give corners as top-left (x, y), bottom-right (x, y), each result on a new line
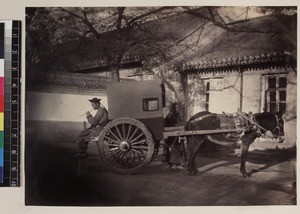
top-left (97, 80), bottom-right (166, 174)
top-left (96, 80), bottom-right (245, 174)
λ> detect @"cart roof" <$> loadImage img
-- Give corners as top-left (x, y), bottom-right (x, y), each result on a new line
top-left (107, 80), bottom-right (164, 119)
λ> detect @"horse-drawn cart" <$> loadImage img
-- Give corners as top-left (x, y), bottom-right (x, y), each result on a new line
top-left (95, 80), bottom-right (283, 176)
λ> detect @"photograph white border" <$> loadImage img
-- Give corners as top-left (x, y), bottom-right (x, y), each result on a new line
top-left (0, 0), bottom-right (299, 213)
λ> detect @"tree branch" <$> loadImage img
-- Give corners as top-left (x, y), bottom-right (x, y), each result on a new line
top-left (126, 7), bottom-right (173, 27)
top-left (58, 7), bottom-right (102, 40)
top-left (117, 7), bottom-right (125, 30)
top-left (182, 6), bottom-right (280, 34)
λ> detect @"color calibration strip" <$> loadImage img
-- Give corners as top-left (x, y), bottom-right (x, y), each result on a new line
top-left (0, 20), bottom-right (21, 187)
top-left (9, 20), bottom-right (21, 187)
top-left (0, 23), bottom-right (4, 183)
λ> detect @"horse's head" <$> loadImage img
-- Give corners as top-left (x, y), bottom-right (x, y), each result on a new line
top-left (254, 112), bottom-right (285, 143)
top-left (169, 102), bottom-right (178, 114)
top-left (165, 102), bottom-right (181, 127)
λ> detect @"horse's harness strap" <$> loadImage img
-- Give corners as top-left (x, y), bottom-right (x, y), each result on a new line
top-left (190, 113), bottom-right (216, 123)
top-left (272, 114), bottom-right (281, 136)
top-left (236, 112), bottom-right (278, 139)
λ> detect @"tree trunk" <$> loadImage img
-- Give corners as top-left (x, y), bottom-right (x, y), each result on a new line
top-left (111, 65), bottom-right (120, 82)
top-left (180, 73), bottom-right (189, 122)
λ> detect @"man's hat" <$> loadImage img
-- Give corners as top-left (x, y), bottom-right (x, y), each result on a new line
top-left (89, 97), bottom-right (101, 103)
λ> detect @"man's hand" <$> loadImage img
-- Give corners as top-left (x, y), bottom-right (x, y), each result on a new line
top-left (86, 111), bottom-right (92, 117)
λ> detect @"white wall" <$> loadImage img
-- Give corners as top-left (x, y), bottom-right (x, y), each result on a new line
top-left (189, 71), bottom-right (242, 115)
top-left (242, 71), bottom-right (263, 113)
top-left (189, 68), bottom-right (297, 146)
top-left (26, 91), bottom-right (107, 122)
top-left (285, 69), bottom-right (297, 146)
top-left (210, 73), bottom-right (241, 113)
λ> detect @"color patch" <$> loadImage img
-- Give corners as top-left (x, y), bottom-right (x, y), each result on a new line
top-left (0, 148), bottom-right (2, 165)
top-left (0, 23), bottom-right (4, 183)
top-left (0, 131), bottom-right (3, 148)
top-left (0, 20), bottom-right (21, 186)
top-left (0, 167), bottom-right (3, 182)
top-left (0, 113), bottom-right (3, 130)
top-left (0, 95), bottom-right (3, 112)
top-left (0, 77), bottom-right (3, 95)
top-left (0, 60), bottom-right (3, 76)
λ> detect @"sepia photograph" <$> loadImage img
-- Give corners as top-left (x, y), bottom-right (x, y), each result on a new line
top-left (25, 6), bottom-right (297, 206)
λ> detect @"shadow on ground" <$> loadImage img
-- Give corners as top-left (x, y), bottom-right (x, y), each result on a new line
top-left (25, 133), bottom-right (296, 206)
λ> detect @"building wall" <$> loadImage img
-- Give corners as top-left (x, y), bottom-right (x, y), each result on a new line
top-left (189, 68), bottom-right (296, 146)
top-left (284, 69), bottom-right (297, 146)
top-left (188, 71), bottom-right (242, 116)
top-left (26, 89), bottom-right (108, 145)
top-left (242, 71), bottom-right (262, 113)
top-left (26, 91), bottom-right (107, 122)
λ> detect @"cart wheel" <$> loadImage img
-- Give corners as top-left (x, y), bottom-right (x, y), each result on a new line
top-left (97, 118), bottom-right (154, 174)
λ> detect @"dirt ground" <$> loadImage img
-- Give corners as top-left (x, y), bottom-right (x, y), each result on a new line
top-left (25, 139), bottom-right (296, 206)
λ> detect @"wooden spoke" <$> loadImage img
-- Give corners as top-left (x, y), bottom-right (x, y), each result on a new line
top-left (131, 145), bottom-right (148, 151)
top-left (129, 132), bottom-right (145, 144)
top-left (108, 129), bottom-right (122, 143)
top-left (127, 126), bottom-right (141, 143)
top-left (114, 125), bottom-right (124, 141)
top-left (106, 150), bottom-right (121, 160)
top-left (130, 139), bottom-right (147, 146)
top-left (122, 123), bottom-right (126, 141)
top-left (103, 147), bottom-right (119, 154)
top-left (104, 148), bottom-right (119, 155)
top-left (129, 151), bottom-right (144, 163)
top-left (103, 136), bottom-right (121, 145)
top-left (123, 153), bottom-right (130, 169)
top-left (126, 124), bottom-right (132, 141)
top-left (131, 148), bottom-right (146, 156)
top-left (97, 118), bottom-right (154, 174)
top-left (111, 151), bottom-right (123, 165)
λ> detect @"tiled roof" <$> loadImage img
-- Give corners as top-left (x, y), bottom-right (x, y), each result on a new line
top-left (181, 51), bottom-right (293, 73)
top-left (52, 54), bottom-right (142, 73)
top-left (43, 12), bottom-right (296, 74)
top-left (27, 72), bottom-right (108, 91)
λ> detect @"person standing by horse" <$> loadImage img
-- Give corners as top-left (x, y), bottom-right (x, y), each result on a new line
top-left (164, 102), bottom-right (186, 169)
top-left (75, 98), bottom-right (108, 159)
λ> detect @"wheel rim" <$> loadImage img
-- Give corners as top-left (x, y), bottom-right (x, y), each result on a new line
top-left (98, 118), bottom-right (154, 173)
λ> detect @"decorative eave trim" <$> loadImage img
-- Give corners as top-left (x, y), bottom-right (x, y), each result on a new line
top-left (181, 52), bottom-right (294, 75)
top-left (27, 72), bottom-right (108, 91)
top-left (52, 56), bottom-right (142, 73)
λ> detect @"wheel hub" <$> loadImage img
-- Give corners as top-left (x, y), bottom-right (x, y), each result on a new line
top-left (119, 141), bottom-right (130, 152)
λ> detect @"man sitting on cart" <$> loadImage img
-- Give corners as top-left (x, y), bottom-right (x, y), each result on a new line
top-left (75, 97), bottom-right (108, 159)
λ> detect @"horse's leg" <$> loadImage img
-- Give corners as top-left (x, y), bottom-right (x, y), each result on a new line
top-left (187, 136), bottom-right (204, 176)
top-left (186, 136), bottom-right (196, 175)
top-left (240, 131), bottom-right (260, 178)
top-left (192, 137), bottom-right (205, 174)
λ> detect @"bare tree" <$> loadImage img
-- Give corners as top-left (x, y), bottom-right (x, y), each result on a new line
top-left (26, 6), bottom-right (297, 120)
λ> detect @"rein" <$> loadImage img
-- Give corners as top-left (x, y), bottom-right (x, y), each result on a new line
top-left (272, 114), bottom-right (282, 136)
top-left (236, 112), bottom-right (280, 139)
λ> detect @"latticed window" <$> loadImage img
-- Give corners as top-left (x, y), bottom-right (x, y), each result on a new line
top-left (205, 81), bottom-right (210, 111)
top-left (265, 75), bottom-right (287, 114)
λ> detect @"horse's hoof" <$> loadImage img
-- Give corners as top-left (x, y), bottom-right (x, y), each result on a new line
top-left (189, 171), bottom-right (197, 176)
top-left (242, 173), bottom-right (250, 178)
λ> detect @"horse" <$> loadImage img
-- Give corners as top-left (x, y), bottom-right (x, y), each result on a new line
top-left (185, 111), bottom-right (284, 178)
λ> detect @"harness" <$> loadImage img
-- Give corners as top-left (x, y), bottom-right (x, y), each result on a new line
top-left (188, 111), bottom-right (283, 143)
top-left (236, 112), bottom-right (282, 139)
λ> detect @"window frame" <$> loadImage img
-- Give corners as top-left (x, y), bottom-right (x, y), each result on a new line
top-left (205, 81), bottom-right (210, 111)
top-left (265, 74), bottom-right (287, 114)
top-left (142, 97), bottom-right (160, 112)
